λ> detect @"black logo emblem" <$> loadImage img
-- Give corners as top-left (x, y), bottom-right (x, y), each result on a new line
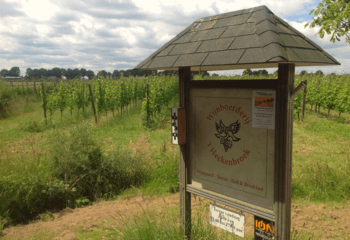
top-left (215, 120), bottom-right (241, 152)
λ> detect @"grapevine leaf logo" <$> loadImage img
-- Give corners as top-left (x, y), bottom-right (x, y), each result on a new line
top-left (215, 120), bottom-right (241, 152)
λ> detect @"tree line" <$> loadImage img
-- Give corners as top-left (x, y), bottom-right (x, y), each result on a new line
top-left (0, 66), bottom-right (211, 80)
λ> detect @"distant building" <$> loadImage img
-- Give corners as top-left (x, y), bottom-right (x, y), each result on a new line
top-left (5, 76), bottom-right (23, 81)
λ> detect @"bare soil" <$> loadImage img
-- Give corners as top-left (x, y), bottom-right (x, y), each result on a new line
top-left (2, 193), bottom-right (350, 240)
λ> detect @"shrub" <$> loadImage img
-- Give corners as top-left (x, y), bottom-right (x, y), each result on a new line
top-left (0, 81), bottom-right (13, 117)
top-left (46, 122), bottom-right (148, 200)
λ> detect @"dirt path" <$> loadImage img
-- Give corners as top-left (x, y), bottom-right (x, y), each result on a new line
top-left (2, 193), bottom-right (350, 239)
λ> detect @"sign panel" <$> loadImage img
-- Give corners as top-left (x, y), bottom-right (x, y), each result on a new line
top-left (209, 204), bottom-right (245, 237)
top-left (252, 91), bottom-right (276, 129)
top-left (189, 88), bottom-right (275, 210)
top-left (254, 215), bottom-right (275, 240)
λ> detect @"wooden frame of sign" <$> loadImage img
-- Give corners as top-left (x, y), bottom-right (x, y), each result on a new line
top-left (178, 63), bottom-right (294, 240)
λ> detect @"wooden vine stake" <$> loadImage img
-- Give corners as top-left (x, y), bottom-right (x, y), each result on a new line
top-left (88, 84), bottom-right (98, 124)
top-left (41, 83), bottom-right (47, 125)
top-left (146, 83), bottom-right (150, 125)
top-left (301, 80), bottom-right (307, 121)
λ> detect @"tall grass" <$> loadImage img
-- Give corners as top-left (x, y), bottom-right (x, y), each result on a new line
top-left (112, 205), bottom-right (241, 240)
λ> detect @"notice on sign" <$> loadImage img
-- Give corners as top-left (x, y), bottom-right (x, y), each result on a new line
top-left (209, 204), bottom-right (245, 237)
top-left (252, 91), bottom-right (276, 129)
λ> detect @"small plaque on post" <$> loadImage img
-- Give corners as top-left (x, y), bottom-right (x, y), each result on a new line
top-left (209, 204), bottom-right (245, 237)
top-left (171, 108), bottom-right (186, 145)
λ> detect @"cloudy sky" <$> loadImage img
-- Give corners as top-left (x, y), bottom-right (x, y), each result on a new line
top-left (0, 0), bottom-right (349, 76)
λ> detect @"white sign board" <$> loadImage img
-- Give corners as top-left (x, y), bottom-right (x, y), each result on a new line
top-left (189, 88), bottom-right (275, 210)
top-left (252, 91), bottom-right (276, 129)
top-left (209, 204), bottom-right (245, 237)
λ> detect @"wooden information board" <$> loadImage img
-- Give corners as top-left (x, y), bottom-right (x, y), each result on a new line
top-left (188, 88), bottom-right (275, 211)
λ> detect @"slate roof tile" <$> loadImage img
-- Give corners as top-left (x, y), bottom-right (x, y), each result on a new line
top-left (196, 38), bottom-right (235, 52)
top-left (292, 49), bottom-right (330, 63)
top-left (285, 48), bottom-right (302, 62)
top-left (191, 28), bottom-right (226, 42)
top-left (220, 23), bottom-right (256, 38)
top-left (174, 32), bottom-right (197, 44)
top-left (148, 56), bottom-right (179, 68)
top-left (173, 53), bottom-right (208, 67)
top-left (259, 31), bottom-right (283, 47)
top-left (135, 5), bottom-right (340, 70)
top-left (158, 45), bottom-right (175, 56)
top-left (263, 43), bottom-right (288, 61)
top-left (256, 20), bottom-right (278, 35)
top-left (292, 35), bottom-right (315, 49)
top-left (202, 49), bottom-right (245, 66)
top-left (229, 35), bottom-right (261, 49)
top-left (268, 57), bottom-right (287, 62)
top-left (243, 5), bottom-right (269, 14)
top-left (214, 13), bottom-right (252, 28)
top-left (191, 21), bottom-right (217, 31)
top-left (169, 42), bottom-right (202, 55)
top-left (250, 10), bottom-right (275, 24)
top-left (276, 23), bottom-right (296, 35)
top-left (197, 10), bottom-right (243, 22)
top-left (238, 48), bottom-right (266, 63)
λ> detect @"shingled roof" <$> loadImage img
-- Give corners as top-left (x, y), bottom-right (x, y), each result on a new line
top-left (134, 5), bottom-right (340, 71)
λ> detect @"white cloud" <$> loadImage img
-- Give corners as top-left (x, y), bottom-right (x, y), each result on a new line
top-left (0, 0), bottom-right (348, 75)
top-left (21, 0), bottom-right (60, 21)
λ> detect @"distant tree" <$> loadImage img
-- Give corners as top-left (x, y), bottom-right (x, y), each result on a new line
top-left (65, 68), bottom-right (74, 79)
top-left (72, 68), bottom-right (81, 78)
top-left (25, 68), bottom-right (33, 78)
top-left (39, 68), bottom-right (48, 78)
top-left (120, 70), bottom-right (128, 78)
top-left (243, 69), bottom-right (253, 76)
top-left (107, 72), bottom-right (112, 78)
top-left (80, 68), bottom-right (87, 78)
top-left (97, 70), bottom-right (107, 78)
top-left (315, 70), bottom-right (324, 76)
top-left (49, 67), bottom-right (63, 78)
top-left (61, 68), bottom-right (67, 77)
top-left (252, 69), bottom-right (268, 75)
top-left (86, 70), bottom-right (95, 80)
top-left (31, 69), bottom-right (41, 79)
top-left (0, 69), bottom-right (9, 77)
top-left (8, 66), bottom-right (20, 77)
top-left (300, 70), bottom-right (308, 76)
top-left (113, 70), bottom-right (121, 78)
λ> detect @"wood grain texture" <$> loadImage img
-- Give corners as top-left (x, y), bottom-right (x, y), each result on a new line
top-left (274, 63), bottom-right (294, 240)
top-left (179, 67), bottom-right (191, 238)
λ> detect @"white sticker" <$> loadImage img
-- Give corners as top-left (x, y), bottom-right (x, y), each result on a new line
top-left (209, 204), bottom-right (245, 237)
top-left (252, 91), bottom-right (276, 129)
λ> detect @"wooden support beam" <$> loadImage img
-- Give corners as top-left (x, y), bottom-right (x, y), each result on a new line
top-left (275, 63), bottom-right (294, 240)
top-left (179, 67), bottom-right (191, 239)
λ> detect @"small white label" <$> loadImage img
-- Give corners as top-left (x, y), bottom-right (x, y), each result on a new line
top-left (209, 204), bottom-right (245, 237)
top-left (252, 91), bottom-right (276, 129)
top-left (171, 108), bottom-right (178, 144)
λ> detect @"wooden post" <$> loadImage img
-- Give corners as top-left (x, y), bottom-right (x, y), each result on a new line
top-left (301, 81), bottom-right (307, 121)
top-left (34, 81), bottom-right (38, 99)
top-left (315, 80), bottom-right (320, 113)
top-left (88, 84), bottom-right (98, 124)
top-left (82, 83), bottom-right (85, 114)
top-left (275, 63), bottom-right (294, 240)
top-left (179, 67), bottom-right (191, 239)
top-left (146, 83), bottom-right (150, 124)
top-left (41, 83), bottom-right (47, 125)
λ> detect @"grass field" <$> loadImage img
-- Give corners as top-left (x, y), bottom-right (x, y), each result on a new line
top-left (0, 85), bottom-right (349, 239)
